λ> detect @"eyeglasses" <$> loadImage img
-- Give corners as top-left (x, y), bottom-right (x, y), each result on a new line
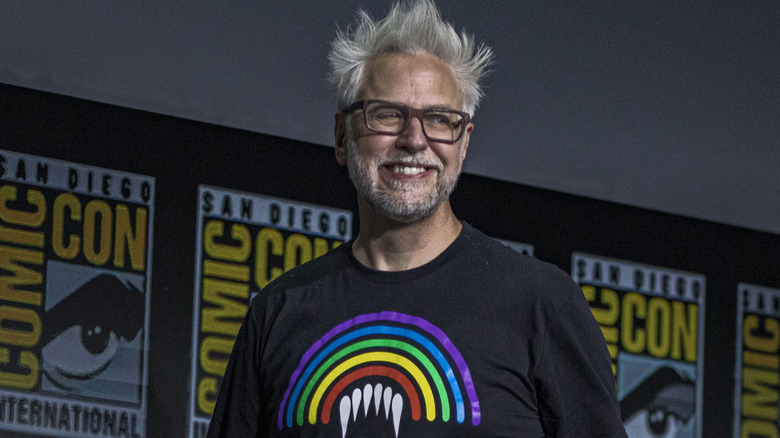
top-left (344, 99), bottom-right (470, 144)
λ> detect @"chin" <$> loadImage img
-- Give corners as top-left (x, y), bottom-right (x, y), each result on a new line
top-left (374, 203), bottom-right (438, 224)
top-left (366, 189), bottom-right (444, 223)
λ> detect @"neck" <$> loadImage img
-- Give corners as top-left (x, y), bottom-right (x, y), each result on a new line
top-left (351, 199), bottom-right (463, 271)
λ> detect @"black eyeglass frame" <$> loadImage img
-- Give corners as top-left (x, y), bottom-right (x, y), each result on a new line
top-left (343, 99), bottom-right (471, 144)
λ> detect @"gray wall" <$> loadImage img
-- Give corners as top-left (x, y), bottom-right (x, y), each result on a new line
top-left (2, 1), bottom-right (777, 234)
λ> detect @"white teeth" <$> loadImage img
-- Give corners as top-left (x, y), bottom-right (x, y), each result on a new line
top-left (391, 165), bottom-right (425, 175)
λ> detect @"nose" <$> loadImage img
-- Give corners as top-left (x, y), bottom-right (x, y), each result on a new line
top-left (395, 116), bottom-right (428, 152)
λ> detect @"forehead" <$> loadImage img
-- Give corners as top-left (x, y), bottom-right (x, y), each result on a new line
top-left (358, 52), bottom-right (462, 109)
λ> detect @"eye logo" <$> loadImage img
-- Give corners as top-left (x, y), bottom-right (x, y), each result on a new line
top-left (41, 268), bottom-right (144, 401)
top-left (621, 366), bottom-right (696, 437)
top-left (278, 311), bottom-right (480, 437)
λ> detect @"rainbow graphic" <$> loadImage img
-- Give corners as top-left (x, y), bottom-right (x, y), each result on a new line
top-left (278, 311), bottom-right (481, 435)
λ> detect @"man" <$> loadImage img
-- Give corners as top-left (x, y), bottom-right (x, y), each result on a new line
top-left (208, 1), bottom-right (626, 436)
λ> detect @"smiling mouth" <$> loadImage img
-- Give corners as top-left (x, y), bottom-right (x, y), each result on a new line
top-left (388, 164), bottom-right (427, 175)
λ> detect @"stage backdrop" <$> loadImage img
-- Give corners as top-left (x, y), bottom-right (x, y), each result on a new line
top-left (1, 83), bottom-right (778, 438)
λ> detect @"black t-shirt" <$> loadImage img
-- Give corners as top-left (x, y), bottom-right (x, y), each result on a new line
top-left (208, 222), bottom-right (627, 437)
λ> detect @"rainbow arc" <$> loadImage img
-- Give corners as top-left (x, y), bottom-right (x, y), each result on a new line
top-left (277, 311), bottom-right (481, 432)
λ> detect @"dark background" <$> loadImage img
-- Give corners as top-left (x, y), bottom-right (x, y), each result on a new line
top-left (2, 80), bottom-right (779, 436)
top-left (1, 1), bottom-right (778, 235)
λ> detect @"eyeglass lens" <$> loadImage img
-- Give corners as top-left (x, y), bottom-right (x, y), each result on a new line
top-left (364, 101), bottom-right (464, 142)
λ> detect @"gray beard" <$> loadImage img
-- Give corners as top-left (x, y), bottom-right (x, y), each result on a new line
top-left (346, 139), bottom-right (461, 223)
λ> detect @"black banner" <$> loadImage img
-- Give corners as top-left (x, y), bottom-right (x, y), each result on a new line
top-left (2, 83), bottom-right (779, 437)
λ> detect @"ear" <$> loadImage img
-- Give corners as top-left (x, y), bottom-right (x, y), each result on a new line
top-left (459, 122), bottom-right (474, 162)
top-left (334, 112), bottom-right (348, 166)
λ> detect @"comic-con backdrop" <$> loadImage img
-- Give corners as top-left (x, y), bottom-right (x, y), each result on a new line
top-left (1, 83), bottom-right (778, 438)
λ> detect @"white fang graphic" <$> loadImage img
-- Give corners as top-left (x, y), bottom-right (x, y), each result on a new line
top-left (351, 388), bottom-right (362, 421)
top-left (340, 396), bottom-right (351, 438)
top-left (373, 384), bottom-right (383, 415)
top-left (392, 393), bottom-right (403, 438)
top-left (383, 386), bottom-right (392, 418)
top-left (363, 384), bottom-right (372, 416)
top-left (337, 382), bottom-right (406, 437)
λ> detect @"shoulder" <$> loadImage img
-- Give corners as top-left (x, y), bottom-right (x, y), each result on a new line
top-left (244, 242), bottom-right (351, 326)
top-left (461, 223), bottom-right (574, 287)
top-left (262, 242), bottom-right (350, 296)
top-left (457, 223), bottom-right (582, 312)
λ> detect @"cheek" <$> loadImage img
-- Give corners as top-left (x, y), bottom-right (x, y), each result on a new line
top-left (435, 145), bottom-right (465, 168)
top-left (356, 137), bottom-right (395, 161)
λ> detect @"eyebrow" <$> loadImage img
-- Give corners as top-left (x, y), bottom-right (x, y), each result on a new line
top-left (381, 100), bottom-right (458, 112)
top-left (425, 106), bottom-right (460, 112)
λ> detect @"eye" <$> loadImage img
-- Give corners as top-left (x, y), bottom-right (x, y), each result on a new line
top-left (42, 325), bottom-right (120, 383)
top-left (375, 109), bottom-right (403, 118)
top-left (370, 107), bottom-right (404, 125)
top-left (623, 408), bottom-right (680, 438)
top-left (618, 365), bottom-right (696, 438)
top-left (423, 112), bottom-right (463, 133)
top-left (647, 408), bottom-right (673, 435)
top-left (40, 273), bottom-right (144, 391)
top-left (424, 112), bottom-right (451, 126)
top-left (83, 324), bottom-right (113, 355)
